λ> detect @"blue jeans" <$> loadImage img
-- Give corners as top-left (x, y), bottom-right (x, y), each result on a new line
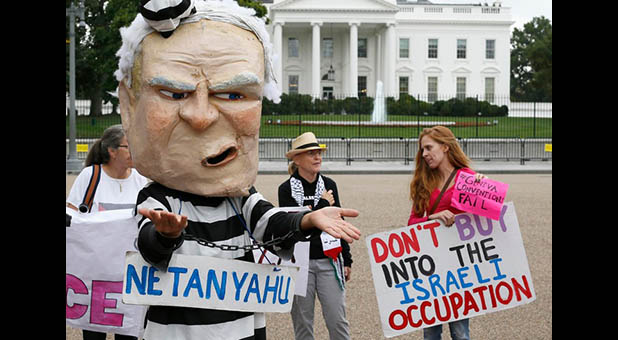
top-left (423, 318), bottom-right (470, 340)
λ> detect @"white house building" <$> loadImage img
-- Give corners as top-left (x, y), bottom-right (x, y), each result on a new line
top-left (262, 0), bottom-right (514, 102)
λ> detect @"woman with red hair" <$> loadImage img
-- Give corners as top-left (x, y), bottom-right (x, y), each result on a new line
top-left (408, 126), bottom-right (486, 340)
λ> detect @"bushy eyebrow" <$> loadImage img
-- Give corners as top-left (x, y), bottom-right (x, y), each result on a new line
top-left (209, 72), bottom-right (261, 91)
top-left (148, 77), bottom-right (197, 91)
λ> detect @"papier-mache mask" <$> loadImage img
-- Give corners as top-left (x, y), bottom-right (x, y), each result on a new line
top-left (115, 0), bottom-right (281, 197)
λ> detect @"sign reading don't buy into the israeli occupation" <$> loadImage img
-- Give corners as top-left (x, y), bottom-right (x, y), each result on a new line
top-left (366, 202), bottom-right (535, 338)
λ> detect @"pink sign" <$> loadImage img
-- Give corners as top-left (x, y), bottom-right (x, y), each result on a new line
top-left (451, 171), bottom-right (509, 220)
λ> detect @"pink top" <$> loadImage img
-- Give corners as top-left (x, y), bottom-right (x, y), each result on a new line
top-left (407, 167), bottom-right (475, 226)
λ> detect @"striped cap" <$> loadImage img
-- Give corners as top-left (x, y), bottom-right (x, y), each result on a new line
top-left (139, 0), bottom-right (196, 38)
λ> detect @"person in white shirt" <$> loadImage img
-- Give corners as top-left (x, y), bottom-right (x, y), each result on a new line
top-left (67, 124), bottom-right (149, 213)
top-left (66, 124), bottom-right (149, 340)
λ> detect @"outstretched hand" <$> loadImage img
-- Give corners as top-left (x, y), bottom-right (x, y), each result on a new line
top-left (139, 208), bottom-right (188, 238)
top-left (301, 206), bottom-right (361, 243)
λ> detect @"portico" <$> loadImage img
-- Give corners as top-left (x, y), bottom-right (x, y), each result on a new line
top-left (269, 0), bottom-right (399, 98)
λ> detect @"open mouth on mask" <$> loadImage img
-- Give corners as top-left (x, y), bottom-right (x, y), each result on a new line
top-left (202, 146), bottom-right (238, 167)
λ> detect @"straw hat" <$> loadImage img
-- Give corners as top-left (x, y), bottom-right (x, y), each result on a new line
top-left (285, 132), bottom-right (327, 159)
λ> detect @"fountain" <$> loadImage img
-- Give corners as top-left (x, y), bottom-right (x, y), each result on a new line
top-left (266, 79), bottom-right (488, 128)
top-left (371, 80), bottom-right (386, 123)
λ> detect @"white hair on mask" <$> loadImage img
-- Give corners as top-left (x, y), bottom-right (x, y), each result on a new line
top-left (114, 0), bottom-right (281, 103)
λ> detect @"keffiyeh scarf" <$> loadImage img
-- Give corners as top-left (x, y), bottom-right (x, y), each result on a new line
top-left (289, 174), bottom-right (345, 289)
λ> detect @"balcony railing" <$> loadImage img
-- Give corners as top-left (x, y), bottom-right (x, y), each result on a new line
top-left (397, 4), bottom-right (511, 21)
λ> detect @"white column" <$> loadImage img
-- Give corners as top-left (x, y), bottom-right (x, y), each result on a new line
top-left (273, 21), bottom-right (284, 93)
top-left (349, 21), bottom-right (359, 97)
top-left (376, 31), bottom-right (382, 86)
top-left (311, 21), bottom-right (322, 99)
top-left (342, 33), bottom-right (349, 95)
top-left (384, 22), bottom-right (396, 97)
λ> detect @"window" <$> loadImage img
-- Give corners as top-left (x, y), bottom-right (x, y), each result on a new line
top-left (399, 76), bottom-right (409, 95)
top-left (288, 38), bottom-right (299, 58)
top-left (289, 75), bottom-right (299, 94)
top-left (485, 39), bottom-right (495, 59)
top-left (399, 38), bottom-right (409, 58)
top-left (358, 38), bottom-right (367, 58)
top-left (358, 76), bottom-right (367, 97)
top-left (427, 76), bottom-right (438, 102)
top-left (457, 39), bottom-right (467, 59)
top-left (323, 38), bottom-right (333, 58)
top-left (485, 77), bottom-right (495, 103)
top-left (428, 39), bottom-right (438, 59)
top-left (322, 86), bottom-right (333, 99)
top-left (456, 77), bottom-right (466, 100)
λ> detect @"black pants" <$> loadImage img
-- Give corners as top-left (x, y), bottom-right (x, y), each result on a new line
top-left (82, 330), bottom-right (137, 340)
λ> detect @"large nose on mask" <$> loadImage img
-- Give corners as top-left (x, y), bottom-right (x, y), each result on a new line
top-left (179, 84), bottom-right (219, 131)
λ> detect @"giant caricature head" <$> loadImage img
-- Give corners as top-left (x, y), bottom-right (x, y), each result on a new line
top-left (115, 0), bottom-right (281, 197)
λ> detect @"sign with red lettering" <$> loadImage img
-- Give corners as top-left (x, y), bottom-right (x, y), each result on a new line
top-left (366, 202), bottom-right (535, 338)
top-left (451, 171), bottom-right (509, 220)
top-left (66, 208), bottom-right (147, 337)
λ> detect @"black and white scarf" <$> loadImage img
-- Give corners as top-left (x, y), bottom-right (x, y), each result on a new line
top-left (289, 174), bottom-right (345, 289)
top-left (290, 175), bottom-right (325, 207)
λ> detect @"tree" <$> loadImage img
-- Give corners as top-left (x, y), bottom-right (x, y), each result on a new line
top-left (237, 0), bottom-right (268, 22)
top-left (67, 0), bottom-right (268, 116)
top-left (510, 16), bottom-right (552, 102)
top-left (66, 0), bottom-right (139, 116)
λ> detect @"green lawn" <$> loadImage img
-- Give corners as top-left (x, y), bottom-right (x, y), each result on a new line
top-left (67, 113), bottom-right (551, 139)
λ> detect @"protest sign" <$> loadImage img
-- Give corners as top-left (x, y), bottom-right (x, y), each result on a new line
top-left (366, 202), bottom-right (535, 338)
top-left (123, 251), bottom-right (299, 313)
top-left (451, 171), bottom-right (509, 220)
top-left (66, 208), bottom-right (147, 337)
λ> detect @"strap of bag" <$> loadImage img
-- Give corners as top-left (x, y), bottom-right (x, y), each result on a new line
top-left (428, 167), bottom-right (459, 216)
top-left (79, 164), bottom-right (101, 213)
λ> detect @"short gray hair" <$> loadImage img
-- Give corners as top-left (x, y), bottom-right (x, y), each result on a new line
top-left (114, 0), bottom-right (281, 103)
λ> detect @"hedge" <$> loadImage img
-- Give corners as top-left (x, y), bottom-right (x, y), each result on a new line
top-left (262, 93), bottom-right (508, 117)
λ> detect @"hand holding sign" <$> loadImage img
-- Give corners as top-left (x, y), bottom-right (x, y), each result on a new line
top-left (451, 172), bottom-right (509, 220)
top-left (428, 210), bottom-right (456, 226)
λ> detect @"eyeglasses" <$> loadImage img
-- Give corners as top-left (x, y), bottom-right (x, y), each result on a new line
top-left (117, 145), bottom-right (129, 148)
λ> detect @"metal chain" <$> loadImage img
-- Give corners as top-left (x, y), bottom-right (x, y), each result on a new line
top-left (183, 230), bottom-right (296, 252)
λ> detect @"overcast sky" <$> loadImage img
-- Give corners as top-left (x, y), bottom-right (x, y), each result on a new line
top-left (439, 0), bottom-right (552, 31)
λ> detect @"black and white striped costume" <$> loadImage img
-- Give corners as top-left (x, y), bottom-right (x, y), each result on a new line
top-left (134, 182), bottom-right (310, 340)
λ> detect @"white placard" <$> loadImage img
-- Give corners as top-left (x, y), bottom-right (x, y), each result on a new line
top-left (366, 202), bottom-right (536, 338)
top-left (123, 251), bottom-right (299, 313)
top-left (66, 208), bottom-right (146, 337)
